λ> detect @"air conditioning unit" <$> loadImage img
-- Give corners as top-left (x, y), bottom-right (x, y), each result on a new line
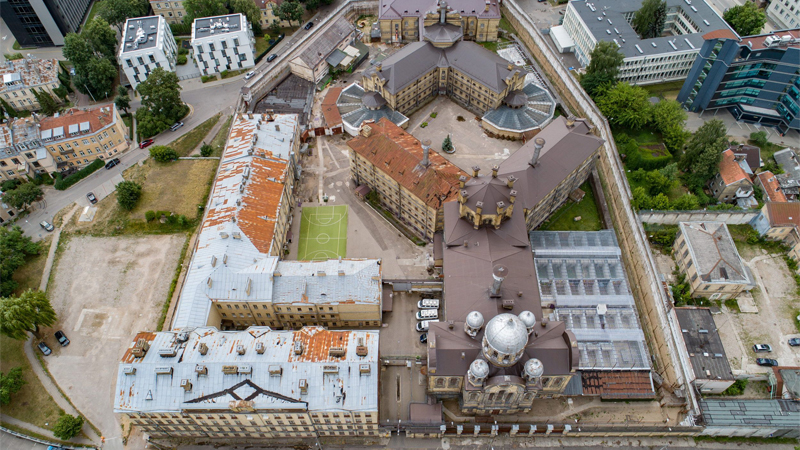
top-left (255, 342), bottom-right (265, 354)
top-left (222, 365), bottom-right (238, 374)
top-left (359, 364), bottom-right (371, 375)
top-left (322, 365), bottom-right (339, 374)
top-left (236, 344), bottom-right (246, 355)
top-left (158, 347), bottom-right (177, 357)
top-left (195, 365), bottom-right (208, 375)
top-left (238, 365), bottom-right (252, 374)
top-left (329, 347), bottom-right (345, 357)
top-left (180, 379), bottom-right (193, 391)
top-left (269, 365), bottom-right (282, 376)
top-left (155, 366), bottom-right (173, 375)
top-left (123, 366), bottom-right (136, 375)
top-left (132, 338), bottom-right (149, 357)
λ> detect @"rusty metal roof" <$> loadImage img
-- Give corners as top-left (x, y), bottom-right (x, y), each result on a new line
top-left (114, 326), bottom-right (379, 414)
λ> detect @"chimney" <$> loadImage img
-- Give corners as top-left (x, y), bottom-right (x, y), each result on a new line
top-left (485, 0), bottom-right (491, 12)
top-left (496, 201), bottom-right (505, 215)
top-left (361, 125), bottom-right (372, 138)
top-left (491, 165), bottom-right (499, 178)
top-left (506, 175), bottom-right (516, 189)
top-left (530, 138), bottom-right (545, 167)
top-left (566, 116), bottom-right (576, 128)
top-left (376, 63), bottom-right (382, 72)
top-left (490, 264), bottom-right (507, 297)
top-left (459, 175), bottom-right (467, 188)
top-left (509, 190), bottom-right (517, 204)
top-left (459, 189), bottom-right (469, 204)
top-left (421, 139), bottom-right (431, 167)
top-left (472, 165), bottom-right (480, 177)
top-left (474, 201), bottom-right (483, 230)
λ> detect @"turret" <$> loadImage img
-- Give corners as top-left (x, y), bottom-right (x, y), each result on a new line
top-left (464, 311), bottom-right (484, 338)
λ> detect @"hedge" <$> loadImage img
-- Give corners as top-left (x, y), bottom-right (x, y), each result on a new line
top-left (617, 133), bottom-right (672, 171)
top-left (54, 159), bottom-right (104, 190)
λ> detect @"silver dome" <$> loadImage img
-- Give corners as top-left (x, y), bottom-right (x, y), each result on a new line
top-left (524, 358), bottom-right (544, 379)
top-left (482, 313), bottom-right (529, 366)
top-left (466, 311), bottom-right (485, 328)
top-left (518, 311), bottom-right (536, 329)
top-left (469, 359), bottom-right (490, 378)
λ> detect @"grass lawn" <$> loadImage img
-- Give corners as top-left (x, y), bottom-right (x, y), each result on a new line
top-left (499, 15), bottom-right (516, 34)
top-left (11, 236), bottom-right (51, 296)
top-left (168, 113), bottom-right (221, 156)
top-left (84, 0), bottom-right (105, 28)
top-left (540, 182), bottom-right (603, 231)
top-left (747, 138), bottom-right (784, 161)
top-left (209, 115), bottom-right (233, 157)
top-left (255, 36), bottom-right (271, 56)
top-left (298, 205), bottom-right (348, 260)
top-left (0, 335), bottom-right (65, 429)
top-left (121, 113), bottom-right (133, 140)
top-left (614, 126), bottom-right (661, 145)
top-left (642, 80), bottom-right (685, 101)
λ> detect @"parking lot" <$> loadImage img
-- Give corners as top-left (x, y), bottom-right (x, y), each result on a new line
top-left (41, 235), bottom-right (185, 444)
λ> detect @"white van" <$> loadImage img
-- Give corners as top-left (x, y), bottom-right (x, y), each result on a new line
top-left (416, 319), bottom-right (439, 332)
top-left (417, 299), bottom-right (440, 309)
top-left (416, 310), bottom-right (439, 321)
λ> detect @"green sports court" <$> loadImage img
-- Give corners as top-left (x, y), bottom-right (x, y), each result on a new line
top-left (297, 205), bottom-right (348, 260)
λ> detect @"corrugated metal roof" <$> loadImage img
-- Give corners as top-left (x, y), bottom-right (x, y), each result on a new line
top-left (700, 399), bottom-right (800, 427)
top-left (114, 326), bottom-right (379, 413)
top-left (675, 308), bottom-right (734, 382)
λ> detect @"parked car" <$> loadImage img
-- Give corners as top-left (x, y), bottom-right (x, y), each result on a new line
top-left (48, 446), bottom-right (64, 450)
top-left (416, 319), bottom-right (439, 332)
top-left (417, 299), bottom-right (440, 309)
top-left (789, 338), bottom-right (800, 346)
top-left (419, 333), bottom-right (427, 344)
top-left (40, 220), bottom-right (54, 232)
top-left (86, 192), bottom-right (97, 204)
top-left (139, 139), bottom-right (154, 149)
top-left (37, 342), bottom-right (52, 356)
top-left (244, 71), bottom-right (256, 80)
top-left (756, 358), bottom-right (778, 367)
top-left (304, 21), bottom-right (314, 30)
top-left (55, 330), bottom-right (70, 347)
top-left (170, 122), bottom-right (184, 131)
top-left (105, 157), bottom-right (121, 169)
top-left (415, 310), bottom-right (439, 321)
top-left (753, 344), bottom-right (773, 353)
top-left (266, 54), bottom-right (277, 63)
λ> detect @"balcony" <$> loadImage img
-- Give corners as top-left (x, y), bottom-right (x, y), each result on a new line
top-left (16, 161), bottom-right (29, 175)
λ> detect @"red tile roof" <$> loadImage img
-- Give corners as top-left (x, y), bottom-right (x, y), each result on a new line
top-left (347, 118), bottom-right (468, 209)
top-left (702, 29), bottom-right (739, 41)
top-left (757, 171), bottom-right (787, 203)
top-left (766, 202), bottom-right (800, 228)
top-left (39, 105), bottom-right (117, 137)
top-left (581, 371), bottom-right (655, 399)
top-left (321, 87), bottom-right (343, 127)
top-left (719, 149), bottom-right (749, 185)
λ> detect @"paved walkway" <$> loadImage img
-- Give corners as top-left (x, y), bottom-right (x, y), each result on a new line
top-left (188, 109), bottom-right (232, 156)
top-left (38, 204), bottom-right (80, 292)
top-left (0, 414), bottom-right (95, 446)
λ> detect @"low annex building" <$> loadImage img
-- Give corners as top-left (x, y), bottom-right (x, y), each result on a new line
top-left (0, 117), bottom-right (57, 182)
top-left (192, 14), bottom-right (256, 76)
top-left (347, 118), bottom-right (467, 241)
top-left (0, 57), bottom-right (62, 111)
top-left (289, 17), bottom-right (355, 84)
top-left (674, 307), bottom-right (735, 394)
top-left (119, 16), bottom-right (178, 90)
top-left (378, 0), bottom-right (501, 44)
top-left (114, 326), bottom-right (380, 439)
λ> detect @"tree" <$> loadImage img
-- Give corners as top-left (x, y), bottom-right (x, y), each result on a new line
top-left (31, 89), bottom-right (59, 115)
top-left (750, 130), bottom-right (768, 148)
top-left (52, 414), bottom-right (84, 440)
top-left (84, 57), bottom-right (117, 99)
top-left (149, 145), bottom-right (179, 162)
top-left (596, 82), bottom-right (652, 130)
top-left (0, 226), bottom-right (40, 297)
top-left (632, 186), bottom-right (651, 210)
top-left (652, 100), bottom-right (687, 134)
top-left (0, 367), bottom-right (26, 406)
top-left (0, 290), bottom-right (57, 340)
top-left (276, 0), bottom-right (304, 27)
top-left (2, 182), bottom-right (43, 210)
top-left (229, 0), bottom-right (263, 34)
top-left (116, 181), bottom-right (143, 210)
top-left (99, 0), bottom-right (150, 33)
top-left (662, 125), bottom-right (690, 157)
top-left (81, 17), bottom-right (118, 63)
top-left (651, 193), bottom-right (670, 210)
top-left (135, 68), bottom-right (188, 137)
top-left (270, 19), bottom-right (282, 36)
top-left (200, 143), bottom-right (214, 157)
top-left (182, 0), bottom-right (227, 23)
top-left (632, 0), bottom-right (667, 39)
top-left (115, 86), bottom-right (131, 115)
top-left (585, 41), bottom-right (624, 80)
top-left (724, 2), bottom-right (766, 37)
top-left (62, 19), bottom-right (118, 99)
top-left (0, 98), bottom-right (17, 118)
top-left (671, 193), bottom-right (700, 210)
top-left (442, 135), bottom-right (453, 153)
top-left (679, 119), bottom-right (728, 191)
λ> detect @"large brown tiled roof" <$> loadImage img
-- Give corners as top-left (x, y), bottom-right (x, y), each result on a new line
top-left (718, 149), bottom-right (749, 186)
top-left (757, 171), bottom-right (787, 203)
top-left (347, 118), bottom-right (467, 209)
top-left (321, 87), bottom-right (343, 127)
top-left (39, 105), bottom-right (117, 138)
top-left (766, 202), bottom-right (800, 228)
top-left (581, 371), bottom-right (655, 399)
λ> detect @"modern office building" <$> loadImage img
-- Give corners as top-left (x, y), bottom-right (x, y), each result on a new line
top-left (0, 57), bottom-right (62, 111)
top-left (559, 0), bottom-right (736, 85)
top-left (1, 0), bottom-right (91, 47)
top-left (767, 0), bottom-right (799, 30)
top-left (378, 0), bottom-right (501, 44)
top-left (0, 116), bottom-right (57, 182)
top-left (677, 30), bottom-right (800, 134)
top-left (114, 326), bottom-right (380, 439)
top-left (150, 0), bottom-right (186, 24)
top-left (119, 16), bottom-right (178, 90)
top-left (191, 14), bottom-right (256, 76)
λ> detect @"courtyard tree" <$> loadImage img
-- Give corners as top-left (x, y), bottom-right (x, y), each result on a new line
top-left (596, 82), bottom-right (652, 130)
top-left (0, 290), bottom-right (57, 340)
top-left (229, 0), bottom-right (263, 34)
top-left (0, 367), bottom-right (26, 406)
top-left (81, 16), bottom-right (118, 63)
top-left (276, 0), bottom-right (305, 27)
top-left (52, 414), bottom-right (84, 440)
top-left (671, 193), bottom-right (701, 211)
top-left (632, 0), bottom-right (667, 39)
top-left (116, 181), bottom-right (143, 210)
top-left (135, 68), bottom-right (189, 137)
top-left (2, 182), bottom-right (43, 210)
top-left (32, 89), bottom-right (59, 115)
top-left (749, 130), bottom-right (769, 148)
top-left (114, 85), bottom-right (131, 115)
top-left (182, 0), bottom-right (227, 23)
top-left (442, 135), bottom-right (453, 153)
top-left (100, 0), bottom-right (150, 33)
top-left (652, 100), bottom-right (687, 133)
top-left (63, 19), bottom-right (118, 99)
top-left (724, 2), bottom-right (766, 37)
top-left (679, 119), bottom-right (728, 191)
top-left (0, 226), bottom-right (40, 297)
top-left (581, 41), bottom-right (624, 98)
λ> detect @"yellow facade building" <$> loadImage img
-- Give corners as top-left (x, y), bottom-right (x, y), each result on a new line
top-left (151, 0), bottom-right (187, 24)
top-left (0, 117), bottom-right (57, 182)
top-left (0, 57), bottom-right (62, 112)
top-left (378, 0), bottom-right (500, 44)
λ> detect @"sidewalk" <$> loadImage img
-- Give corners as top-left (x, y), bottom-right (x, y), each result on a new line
top-left (1, 414), bottom-right (95, 446)
top-left (39, 204), bottom-right (80, 292)
top-left (188, 110), bottom-right (231, 156)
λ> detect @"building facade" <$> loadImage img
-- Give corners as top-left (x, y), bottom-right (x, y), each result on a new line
top-left (0, 116), bottom-right (57, 181)
top-left (751, 202), bottom-right (800, 244)
top-left (0, 0), bottom-right (91, 47)
top-left (151, 0), bottom-right (186, 24)
top-left (1, 57), bottom-right (63, 112)
top-left (119, 16), bottom-right (178, 90)
top-left (767, 0), bottom-right (799, 29)
top-left (289, 17), bottom-right (354, 83)
top-left (38, 105), bottom-right (129, 172)
top-left (560, 0), bottom-right (735, 85)
top-left (673, 222), bottom-right (755, 299)
top-left (378, 0), bottom-right (501, 44)
top-left (191, 14), bottom-right (255, 76)
top-left (677, 30), bottom-right (800, 134)
top-left (708, 149), bottom-right (755, 206)
top-left (256, 0), bottom-right (290, 29)
top-left (115, 326), bottom-right (380, 439)
top-left (347, 118), bottom-right (467, 241)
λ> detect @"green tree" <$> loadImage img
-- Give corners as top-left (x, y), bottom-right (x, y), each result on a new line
top-left (149, 145), bottom-right (179, 162)
top-left (135, 68), bottom-right (188, 137)
top-left (52, 414), bottom-right (84, 440)
top-left (182, 0), bottom-right (227, 23)
top-left (0, 226), bottom-right (40, 297)
top-left (270, 19), bottom-right (282, 35)
top-left (229, 0), bottom-right (263, 34)
top-left (99, 0), bottom-right (150, 33)
top-left (662, 124), bottom-right (690, 157)
top-left (652, 100), bottom-right (687, 134)
top-left (671, 193), bottom-right (700, 210)
top-left (581, 41), bottom-right (624, 97)
top-left (276, 0), bottom-right (304, 27)
top-left (632, 186), bottom-right (651, 210)
top-left (0, 98), bottom-right (17, 118)
top-left (632, 0), bottom-right (667, 39)
top-left (116, 181), bottom-right (143, 210)
top-left (2, 182), bottom-right (43, 210)
top-left (442, 135), bottom-right (453, 153)
top-left (32, 89), bottom-right (59, 115)
top-left (749, 130), bottom-right (768, 148)
top-left (85, 57), bottom-right (117, 99)
top-left (0, 290), bottom-right (57, 339)
top-left (81, 17), bottom-right (118, 63)
top-left (63, 20), bottom-right (118, 99)
top-left (651, 193), bottom-right (670, 210)
top-left (200, 143), bottom-right (213, 157)
top-left (658, 162), bottom-right (679, 181)
top-left (115, 86), bottom-right (131, 115)
top-left (723, 2), bottom-right (766, 36)
top-left (596, 82), bottom-right (652, 130)
top-left (679, 119), bottom-right (728, 190)
top-left (0, 367), bottom-right (26, 406)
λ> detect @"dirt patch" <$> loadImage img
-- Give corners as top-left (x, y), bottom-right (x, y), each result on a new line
top-left (641, 143), bottom-right (668, 157)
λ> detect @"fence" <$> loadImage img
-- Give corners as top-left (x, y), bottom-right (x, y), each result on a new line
top-left (1, 426), bottom-right (96, 450)
top-left (638, 209), bottom-right (760, 225)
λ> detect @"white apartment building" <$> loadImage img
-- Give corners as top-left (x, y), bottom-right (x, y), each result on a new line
top-left (118, 16), bottom-right (178, 90)
top-left (559, 0), bottom-right (737, 85)
top-left (768, 0), bottom-right (799, 29)
top-left (191, 14), bottom-right (255, 76)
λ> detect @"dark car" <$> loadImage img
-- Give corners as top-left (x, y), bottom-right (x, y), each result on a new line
top-left (420, 333), bottom-right (427, 344)
top-left (105, 157), bottom-right (121, 169)
top-left (304, 21), bottom-right (314, 30)
top-left (789, 338), bottom-right (800, 346)
top-left (40, 220), bottom-right (55, 232)
top-left (756, 358), bottom-right (779, 367)
top-left (139, 139), bottom-right (154, 149)
top-left (38, 342), bottom-right (52, 356)
top-left (86, 192), bottom-right (97, 204)
top-left (266, 54), bottom-right (277, 62)
top-left (55, 330), bottom-right (70, 347)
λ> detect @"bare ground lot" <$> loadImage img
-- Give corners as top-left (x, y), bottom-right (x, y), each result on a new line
top-left (42, 235), bottom-right (184, 441)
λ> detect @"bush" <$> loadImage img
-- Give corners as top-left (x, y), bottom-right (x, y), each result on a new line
top-left (0, 367), bottom-right (26, 405)
top-left (116, 181), bottom-right (142, 211)
top-left (4, 53), bottom-right (23, 60)
top-left (200, 143), bottom-right (213, 157)
top-left (177, 54), bottom-right (187, 65)
top-left (52, 414), bottom-right (83, 440)
top-left (456, 116), bottom-right (465, 122)
top-left (1, 179), bottom-right (20, 192)
top-left (420, 122), bottom-right (428, 128)
top-left (430, 112), bottom-right (437, 118)
top-left (201, 75), bottom-right (215, 83)
top-left (721, 379), bottom-right (747, 396)
top-left (145, 210), bottom-right (156, 222)
top-left (54, 159), bottom-right (104, 190)
top-left (178, 47), bottom-right (189, 55)
top-left (149, 145), bottom-right (179, 162)
top-left (220, 70), bottom-right (229, 79)
top-left (169, 23), bottom-right (191, 35)
top-left (618, 134), bottom-right (673, 171)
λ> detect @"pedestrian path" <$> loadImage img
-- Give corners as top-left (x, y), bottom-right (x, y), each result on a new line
top-left (0, 414), bottom-right (95, 446)
top-left (39, 204), bottom-right (79, 292)
top-left (188, 111), bottom-right (231, 156)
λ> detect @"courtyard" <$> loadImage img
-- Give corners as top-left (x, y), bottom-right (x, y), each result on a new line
top-left (297, 204), bottom-right (348, 260)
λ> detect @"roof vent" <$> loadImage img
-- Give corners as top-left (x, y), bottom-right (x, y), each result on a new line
top-left (294, 340), bottom-right (304, 355)
top-left (502, 299), bottom-right (515, 309)
top-left (238, 365), bottom-right (252, 374)
top-left (299, 379), bottom-right (308, 393)
top-left (359, 364), bottom-right (371, 375)
top-left (256, 342), bottom-right (265, 354)
top-left (199, 342), bottom-right (208, 355)
top-left (195, 364), bottom-right (208, 375)
top-left (158, 347), bottom-right (177, 357)
top-left (237, 344), bottom-right (246, 355)
top-left (222, 365), bottom-right (238, 374)
top-left (232, 232), bottom-right (242, 239)
top-left (123, 366), bottom-right (136, 375)
top-left (132, 338), bottom-right (150, 357)
top-left (356, 338), bottom-right (368, 356)
top-left (180, 379), bottom-right (193, 391)
top-left (329, 346), bottom-right (346, 357)
top-left (269, 365), bottom-right (283, 376)
top-left (155, 366), bottom-right (173, 375)
top-left (220, 232), bottom-right (229, 238)
top-left (322, 365), bottom-right (339, 373)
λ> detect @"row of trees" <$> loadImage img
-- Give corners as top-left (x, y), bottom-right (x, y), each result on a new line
top-left (62, 16), bottom-right (118, 100)
top-left (0, 180), bottom-right (44, 211)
